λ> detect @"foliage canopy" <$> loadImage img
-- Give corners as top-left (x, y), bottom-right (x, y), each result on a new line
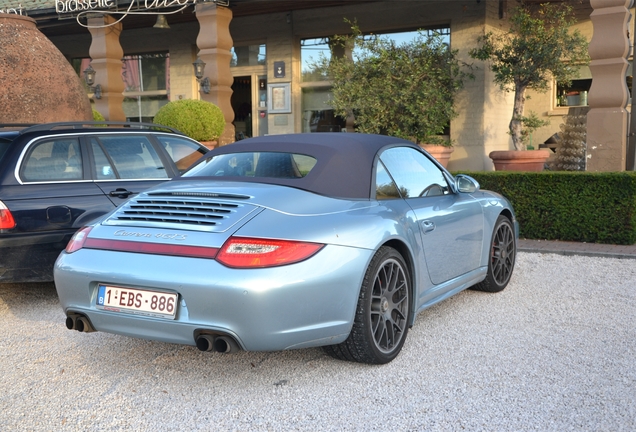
top-left (313, 23), bottom-right (471, 145)
top-left (469, 4), bottom-right (589, 150)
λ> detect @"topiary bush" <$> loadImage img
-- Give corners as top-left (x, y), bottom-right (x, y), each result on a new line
top-left (153, 99), bottom-right (225, 142)
top-left (457, 171), bottom-right (636, 245)
top-left (92, 108), bottom-right (105, 121)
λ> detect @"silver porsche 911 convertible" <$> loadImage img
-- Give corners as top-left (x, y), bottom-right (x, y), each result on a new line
top-left (54, 133), bottom-right (517, 364)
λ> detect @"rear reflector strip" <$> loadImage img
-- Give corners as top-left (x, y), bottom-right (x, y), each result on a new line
top-left (84, 238), bottom-right (219, 260)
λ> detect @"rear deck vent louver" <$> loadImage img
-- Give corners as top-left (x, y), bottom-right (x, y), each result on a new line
top-left (116, 199), bottom-right (238, 226)
top-left (147, 191), bottom-right (251, 200)
top-left (104, 192), bottom-right (258, 232)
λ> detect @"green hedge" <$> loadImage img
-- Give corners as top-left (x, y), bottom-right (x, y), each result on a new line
top-left (459, 171), bottom-right (636, 245)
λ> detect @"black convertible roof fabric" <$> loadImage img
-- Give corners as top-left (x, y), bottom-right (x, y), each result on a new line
top-left (178, 133), bottom-right (419, 199)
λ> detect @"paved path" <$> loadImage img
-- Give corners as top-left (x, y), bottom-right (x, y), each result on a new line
top-left (518, 238), bottom-right (636, 259)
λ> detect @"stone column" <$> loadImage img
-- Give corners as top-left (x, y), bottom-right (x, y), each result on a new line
top-left (88, 14), bottom-right (125, 121)
top-left (196, 4), bottom-right (235, 145)
top-left (587, 0), bottom-right (632, 171)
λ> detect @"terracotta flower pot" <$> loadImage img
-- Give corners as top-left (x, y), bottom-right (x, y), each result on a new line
top-left (420, 144), bottom-right (454, 168)
top-left (489, 150), bottom-right (551, 172)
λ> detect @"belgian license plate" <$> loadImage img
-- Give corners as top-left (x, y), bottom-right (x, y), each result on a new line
top-left (97, 284), bottom-right (178, 319)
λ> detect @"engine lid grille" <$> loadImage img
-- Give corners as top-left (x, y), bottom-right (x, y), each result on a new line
top-left (103, 193), bottom-right (260, 233)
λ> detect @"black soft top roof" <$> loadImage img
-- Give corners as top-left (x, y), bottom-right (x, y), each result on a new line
top-left (177, 133), bottom-right (420, 199)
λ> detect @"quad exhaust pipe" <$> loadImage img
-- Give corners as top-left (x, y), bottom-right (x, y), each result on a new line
top-left (65, 314), bottom-right (95, 333)
top-left (195, 334), bottom-right (239, 353)
top-left (64, 315), bottom-right (238, 352)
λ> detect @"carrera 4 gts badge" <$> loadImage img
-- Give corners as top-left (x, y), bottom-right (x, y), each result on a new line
top-left (114, 230), bottom-right (188, 241)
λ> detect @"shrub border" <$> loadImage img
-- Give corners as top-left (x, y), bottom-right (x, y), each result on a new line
top-left (457, 171), bottom-right (636, 245)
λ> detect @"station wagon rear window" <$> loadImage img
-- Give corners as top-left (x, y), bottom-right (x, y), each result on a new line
top-left (184, 152), bottom-right (317, 179)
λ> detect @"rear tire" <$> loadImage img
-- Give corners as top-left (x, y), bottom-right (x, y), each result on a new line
top-left (323, 246), bottom-right (411, 364)
top-left (472, 215), bottom-right (516, 293)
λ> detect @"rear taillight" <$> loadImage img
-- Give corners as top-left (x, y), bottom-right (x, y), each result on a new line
top-left (65, 226), bottom-right (93, 253)
top-left (0, 201), bottom-right (16, 230)
top-left (216, 237), bottom-right (324, 268)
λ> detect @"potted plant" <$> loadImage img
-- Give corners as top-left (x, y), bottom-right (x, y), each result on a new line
top-left (469, 3), bottom-right (589, 171)
top-left (312, 22), bottom-right (471, 167)
top-left (153, 99), bottom-right (225, 149)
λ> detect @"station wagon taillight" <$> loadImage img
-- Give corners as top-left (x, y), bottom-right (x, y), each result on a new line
top-left (0, 201), bottom-right (15, 230)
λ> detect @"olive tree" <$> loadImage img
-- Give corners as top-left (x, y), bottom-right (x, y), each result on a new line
top-left (313, 23), bottom-right (471, 145)
top-left (469, 3), bottom-right (589, 150)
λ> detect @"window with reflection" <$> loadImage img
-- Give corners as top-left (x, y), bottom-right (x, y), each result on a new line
top-left (556, 65), bottom-right (591, 107)
top-left (91, 136), bottom-right (169, 179)
top-left (231, 44), bottom-right (266, 67)
top-left (121, 53), bottom-right (170, 122)
top-left (379, 147), bottom-right (449, 198)
top-left (72, 53), bottom-right (170, 122)
top-left (184, 152), bottom-right (317, 179)
top-left (375, 161), bottom-right (402, 199)
top-left (300, 28), bottom-right (450, 133)
top-left (156, 136), bottom-right (208, 174)
top-left (22, 138), bottom-right (83, 182)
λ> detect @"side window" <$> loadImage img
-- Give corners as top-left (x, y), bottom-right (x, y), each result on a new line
top-left (90, 138), bottom-right (116, 180)
top-left (375, 160), bottom-right (401, 199)
top-left (22, 138), bottom-right (83, 182)
top-left (95, 135), bottom-right (169, 179)
top-left (156, 136), bottom-right (207, 174)
top-left (379, 147), bottom-right (449, 198)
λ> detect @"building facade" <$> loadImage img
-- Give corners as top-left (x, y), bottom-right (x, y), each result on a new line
top-left (2, 0), bottom-right (634, 171)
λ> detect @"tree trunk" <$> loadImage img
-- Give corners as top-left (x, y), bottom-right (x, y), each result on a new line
top-left (509, 83), bottom-right (527, 151)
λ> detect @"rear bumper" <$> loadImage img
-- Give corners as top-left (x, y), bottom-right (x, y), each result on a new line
top-left (0, 230), bottom-right (74, 282)
top-left (54, 244), bottom-right (373, 351)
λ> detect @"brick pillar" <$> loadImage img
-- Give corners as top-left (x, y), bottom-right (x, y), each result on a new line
top-left (195, 4), bottom-right (235, 145)
top-left (88, 15), bottom-right (125, 121)
top-left (586, 0), bottom-right (632, 171)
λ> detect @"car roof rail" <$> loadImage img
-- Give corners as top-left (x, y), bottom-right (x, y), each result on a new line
top-left (18, 121), bottom-right (185, 135)
top-left (0, 123), bottom-right (36, 130)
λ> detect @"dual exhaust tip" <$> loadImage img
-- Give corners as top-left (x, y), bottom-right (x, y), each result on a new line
top-left (65, 314), bottom-right (239, 354)
top-left (65, 314), bottom-right (95, 333)
top-left (195, 334), bottom-right (239, 353)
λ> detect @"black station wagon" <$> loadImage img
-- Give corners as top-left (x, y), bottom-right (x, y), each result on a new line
top-left (0, 122), bottom-right (208, 282)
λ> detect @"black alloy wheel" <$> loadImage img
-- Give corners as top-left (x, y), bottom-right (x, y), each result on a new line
top-left (472, 215), bottom-right (516, 293)
top-left (323, 246), bottom-right (411, 364)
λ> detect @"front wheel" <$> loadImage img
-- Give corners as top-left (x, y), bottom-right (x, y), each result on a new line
top-left (323, 246), bottom-right (411, 364)
top-left (472, 215), bottom-right (516, 293)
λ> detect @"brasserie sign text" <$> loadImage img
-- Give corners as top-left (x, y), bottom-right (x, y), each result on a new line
top-left (56, 0), bottom-right (209, 14)
top-left (0, 4), bottom-right (24, 14)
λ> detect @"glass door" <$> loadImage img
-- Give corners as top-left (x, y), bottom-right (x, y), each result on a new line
top-left (231, 73), bottom-right (268, 139)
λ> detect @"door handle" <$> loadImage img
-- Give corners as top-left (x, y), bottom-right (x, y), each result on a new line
top-left (421, 220), bottom-right (435, 233)
top-left (109, 188), bottom-right (135, 198)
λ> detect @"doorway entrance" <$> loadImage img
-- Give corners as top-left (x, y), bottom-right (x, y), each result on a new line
top-left (231, 74), bottom-right (268, 139)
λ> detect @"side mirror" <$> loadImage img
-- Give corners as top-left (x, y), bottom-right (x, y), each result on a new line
top-left (455, 174), bottom-right (480, 193)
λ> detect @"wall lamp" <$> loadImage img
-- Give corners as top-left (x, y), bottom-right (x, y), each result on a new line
top-left (192, 58), bottom-right (210, 94)
top-left (83, 64), bottom-right (102, 99)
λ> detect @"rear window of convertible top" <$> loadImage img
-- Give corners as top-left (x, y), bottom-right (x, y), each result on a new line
top-left (183, 152), bottom-right (317, 179)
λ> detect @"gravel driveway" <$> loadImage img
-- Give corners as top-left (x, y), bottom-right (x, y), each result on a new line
top-left (0, 252), bottom-right (634, 431)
